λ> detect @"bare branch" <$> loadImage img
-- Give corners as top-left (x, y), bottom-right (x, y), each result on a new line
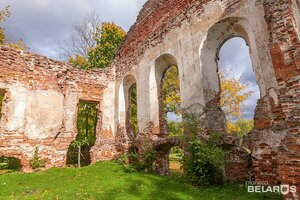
top-left (57, 11), bottom-right (100, 60)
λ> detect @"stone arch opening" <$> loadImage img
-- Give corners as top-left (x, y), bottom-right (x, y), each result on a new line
top-left (152, 137), bottom-right (184, 176)
top-left (0, 156), bottom-right (22, 173)
top-left (118, 74), bottom-right (138, 139)
top-left (149, 54), bottom-right (182, 135)
top-left (199, 17), bottom-right (278, 133)
top-left (218, 37), bottom-right (260, 137)
top-left (168, 146), bottom-right (183, 174)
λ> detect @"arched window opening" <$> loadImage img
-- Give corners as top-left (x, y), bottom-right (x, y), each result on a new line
top-left (67, 100), bottom-right (98, 167)
top-left (127, 83), bottom-right (138, 136)
top-left (119, 74), bottom-right (138, 138)
top-left (218, 37), bottom-right (260, 137)
top-left (161, 66), bottom-right (183, 136)
top-left (0, 157), bottom-right (22, 173)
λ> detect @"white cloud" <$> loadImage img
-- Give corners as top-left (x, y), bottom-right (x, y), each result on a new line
top-left (1, 0), bottom-right (146, 59)
top-left (1, 1), bottom-right (259, 119)
top-left (219, 37), bottom-right (260, 120)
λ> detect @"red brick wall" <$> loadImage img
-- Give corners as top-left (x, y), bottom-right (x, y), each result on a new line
top-left (114, 0), bottom-right (209, 77)
top-left (0, 46), bottom-right (114, 170)
top-left (262, 1), bottom-right (300, 199)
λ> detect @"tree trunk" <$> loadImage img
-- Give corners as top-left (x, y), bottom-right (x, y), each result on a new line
top-left (86, 114), bottom-right (89, 137)
top-left (78, 146), bottom-right (81, 168)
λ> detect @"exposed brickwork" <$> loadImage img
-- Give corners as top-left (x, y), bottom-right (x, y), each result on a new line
top-left (0, 0), bottom-right (299, 198)
top-left (262, 1), bottom-right (300, 199)
top-left (114, 0), bottom-right (209, 78)
top-left (225, 147), bottom-right (252, 182)
top-left (0, 46), bottom-right (115, 170)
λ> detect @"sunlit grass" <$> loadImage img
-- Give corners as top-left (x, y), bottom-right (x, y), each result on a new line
top-left (0, 161), bottom-right (282, 200)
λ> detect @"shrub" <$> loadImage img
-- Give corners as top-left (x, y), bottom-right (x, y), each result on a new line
top-left (182, 112), bottom-right (227, 186)
top-left (29, 147), bottom-right (46, 170)
top-left (184, 136), bottom-right (226, 186)
top-left (128, 149), bottom-right (157, 172)
top-left (119, 145), bottom-right (157, 173)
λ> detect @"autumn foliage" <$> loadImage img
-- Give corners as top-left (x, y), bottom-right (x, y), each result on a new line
top-left (0, 6), bottom-right (10, 45)
top-left (0, 5), bottom-right (27, 50)
top-left (162, 66), bottom-right (181, 117)
top-left (69, 22), bottom-right (126, 69)
top-left (219, 69), bottom-right (254, 136)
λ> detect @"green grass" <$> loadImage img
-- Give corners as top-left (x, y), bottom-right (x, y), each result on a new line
top-left (0, 161), bottom-right (282, 200)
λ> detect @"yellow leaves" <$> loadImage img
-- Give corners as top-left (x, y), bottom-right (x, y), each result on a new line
top-left (69, 54), bottom-right (89, 69)
top-left (6, 38), bottom-right (28, 51)
top-left (0, 6), bottom-right (10, 45)
top-left (227, 122), bottom-right (241, 134)
top-left (0, 6), bottom-right (10, 23)
top-left (88, 22), bottom-right (126, 68)
top-left (162, 66), bottom-right (181, 116)
top-left (0, 6), bottom-right (28, 51)
top-left (227, 119), bottom-right (254, 137)
top-left (220, 69), bottom-right (254, 119)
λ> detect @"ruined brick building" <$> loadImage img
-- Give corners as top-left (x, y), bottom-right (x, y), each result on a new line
top-left (0, 0), bottom-right (299, 199)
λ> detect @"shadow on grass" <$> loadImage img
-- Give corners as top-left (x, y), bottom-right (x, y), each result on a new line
top-left (0, 162), bottom-right (283, 200)
top-left (100, 166), bottom-right (282, 200)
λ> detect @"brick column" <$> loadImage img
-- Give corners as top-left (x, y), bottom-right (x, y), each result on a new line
top-left (263, 1), bottom-right (300, 199)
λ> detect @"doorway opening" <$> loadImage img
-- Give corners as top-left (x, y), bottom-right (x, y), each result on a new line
top-left (67, 101), bottom-right (98, 167)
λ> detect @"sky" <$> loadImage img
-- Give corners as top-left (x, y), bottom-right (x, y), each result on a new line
top-left (1, 1), bottom-right (259, 120)
top-left (219, 37), bottom-right (260, 120)
top-left (1, 0), bottom-right (146, 59)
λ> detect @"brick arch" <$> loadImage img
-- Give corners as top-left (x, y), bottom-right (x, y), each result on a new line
top-left (152, 137), bottom-right (185, 176)
top-left (0, 152), bottom-right (28, 171)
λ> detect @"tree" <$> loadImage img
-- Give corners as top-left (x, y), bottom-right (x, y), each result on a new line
top-left (0, 6), bottom-right (11, 45)
top-left (59, 12), bottom-right (126, 69)
top-left (58, 11), bottom-right (100, 59)
top-left (161, 66), bottom-right (181, 117)
top-left (219, 69), bottom-right (253, 120)
top-left (67, 101), bottom-right (98, 167)
top-left (0, 5), bottom-right (28, 50)
top-left (0, 91), bottom-right (4, 119)
top-left (219, 69), bottom-right (255, 136)
top-left (129, 84), bottom-right (138, 135)
top-left (88, 22), bottom-right (126, 69)
top-left (70, 138), bottom-right (90, 168)
top-left (161, 66), bottom-right (183, 135)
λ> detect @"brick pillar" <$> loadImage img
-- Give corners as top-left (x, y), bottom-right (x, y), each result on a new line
top-left (262, 1), bottom-right (300, 199)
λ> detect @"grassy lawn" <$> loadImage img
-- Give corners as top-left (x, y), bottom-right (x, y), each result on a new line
top-left (0, 161), bottom-right (282, 200)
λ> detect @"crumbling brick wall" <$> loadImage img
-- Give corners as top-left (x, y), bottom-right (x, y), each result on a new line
top-left (261, 1), bottom-right (300, 199)
top-left (0, 1), bottom-right (299, 199)
top-left (113, 0), bottom-right (300, 199)
top-left (0, 46), bottom-right (116, 171)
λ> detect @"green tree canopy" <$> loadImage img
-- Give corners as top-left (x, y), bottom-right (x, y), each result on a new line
top-left (161, 66), bottom-right (181, 117)
top-left (69, 22), bottom-right (126, 69)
